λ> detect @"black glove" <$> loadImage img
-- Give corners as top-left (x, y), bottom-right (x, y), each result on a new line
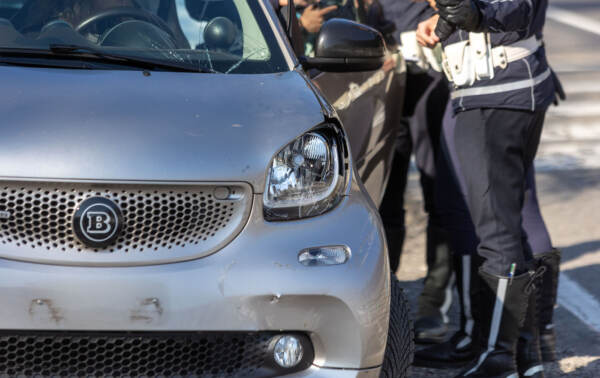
top-left (434, 16), bottom-right (456, 42)
top-left (437, 0), bottom-right (482, 32)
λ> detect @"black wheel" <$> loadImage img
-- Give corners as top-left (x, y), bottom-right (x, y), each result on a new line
top-left (381, 275), bottom-right (414, 378)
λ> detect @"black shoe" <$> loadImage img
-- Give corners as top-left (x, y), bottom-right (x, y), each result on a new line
top-left (414, 254), bottom-right (480, 366)
top-left (414, 331), bottom-right (479, 368)
top-left (414, 314), bottom-right (449, 344)
top-left (536, 249), bottom-right (560, 362)
top-left (454, 269), bottom-right (541, 378)
top-left (539, 331), bottom-right (557, 363)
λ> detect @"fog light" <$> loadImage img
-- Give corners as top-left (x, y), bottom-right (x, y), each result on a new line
top-left (273, 335), bottom-right (304, 368)
top-left (298, 245), bottom-right (351, 266)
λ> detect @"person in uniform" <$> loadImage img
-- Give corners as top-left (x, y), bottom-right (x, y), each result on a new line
top-left (415, 0), bottom-right (562, 376)
top-left (413, 100), bottom-right (560, 378)
top-left (377, 0), bottom-right (457, 344)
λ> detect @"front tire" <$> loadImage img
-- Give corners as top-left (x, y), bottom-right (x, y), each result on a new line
top-left (381, 275), bottom-right (414, 378)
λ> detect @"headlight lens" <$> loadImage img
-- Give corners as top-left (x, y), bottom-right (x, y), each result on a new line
top-left (264, 124), bottom-right (348, 220)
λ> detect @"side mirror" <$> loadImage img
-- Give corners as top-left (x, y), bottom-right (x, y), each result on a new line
top-left (300, 18), bottom-right (386, 73)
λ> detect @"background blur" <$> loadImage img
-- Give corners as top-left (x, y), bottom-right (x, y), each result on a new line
top-left (399, 0), bottom-right (600, 376)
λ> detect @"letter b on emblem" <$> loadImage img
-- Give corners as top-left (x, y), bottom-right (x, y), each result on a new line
top-left (86, 212), bottom-right (111, 234)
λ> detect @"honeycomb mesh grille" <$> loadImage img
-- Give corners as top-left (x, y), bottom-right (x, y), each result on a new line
top-left (0, 181), bottom-right (251, 263)
top-left (0, 332), bottom-right (278, 377)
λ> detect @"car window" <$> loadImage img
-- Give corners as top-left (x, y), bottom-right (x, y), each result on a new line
top-left (0, 0), bottom-right (288, 73)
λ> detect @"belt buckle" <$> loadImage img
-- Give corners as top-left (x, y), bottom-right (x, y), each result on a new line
top-left (496, 46), bottom-right (508, 69)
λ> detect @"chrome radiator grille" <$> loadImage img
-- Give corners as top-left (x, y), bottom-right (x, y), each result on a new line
top-left (0, 181), bottom-right (252, 265)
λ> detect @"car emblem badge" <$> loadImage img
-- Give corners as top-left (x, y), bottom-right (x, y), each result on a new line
top-left (72, 197), bottom-right (123, 248)
top-left (0, 211), bottom-right (10, 220)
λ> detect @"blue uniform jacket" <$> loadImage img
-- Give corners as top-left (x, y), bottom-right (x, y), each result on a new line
top-left (379, 0), bottom-right (435, 39)
top-left (443, 0), bottom-right (556, 113)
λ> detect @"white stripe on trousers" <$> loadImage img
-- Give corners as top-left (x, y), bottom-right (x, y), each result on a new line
top-left (440, 273), bottom-right (456, 323)
top-left (464, 278), bottom-right (509, 376)
top-left (457, 255), bottom-right (474, 349)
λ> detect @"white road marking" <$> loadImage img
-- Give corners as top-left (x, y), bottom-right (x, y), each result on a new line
top-left (547, 6), bottom-right (600, 37)
top-left (557, 273), bottom-right (600, 334)
top-left (555, 67), bottom-right (600, 74)
top-left (548, 103), bottom-right (600, 118)
top-left (559, 356), bottom-right (600, 374)
top-left (536, 119), bottom-right (600, 170)
top-left (542, 124), bottom-right (600, 143)
top-left (560, 81), bottom-right (600, 94)
top-left (535, 143), bottom-right (600, 171)
top-left (561, 250), bottom-right (600, 272)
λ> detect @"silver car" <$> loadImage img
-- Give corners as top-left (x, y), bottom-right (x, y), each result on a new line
top-left (0, 0), bottom-right (411, 377)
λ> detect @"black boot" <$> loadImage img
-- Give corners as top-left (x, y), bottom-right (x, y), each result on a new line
top-left (455, 269), bottom-right (540, 378)
top-left (414, 254), bottom-right (480, 367)
top-left (535, 249), bottom-right (560, 362)
top-left (516, 270), bottom-right (545, 378)
top-left (415, 225), bottom-right (454, 344)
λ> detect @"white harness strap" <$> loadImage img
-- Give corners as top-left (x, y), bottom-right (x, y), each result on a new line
top-left (491, 36), bottom-right (543, 69)
top-left (400, 31), bottom-right (428, 69)
top-left (442, 33), bottom-right (542, 85)
top-left (399, 31), bottom-right (443, 73)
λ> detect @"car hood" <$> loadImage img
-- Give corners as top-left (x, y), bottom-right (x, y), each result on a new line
top-left (0, 66), bottom-right (325, 192)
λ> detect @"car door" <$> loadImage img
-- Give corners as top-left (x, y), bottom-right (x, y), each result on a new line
top-left (311, 52), bottom-right (406, 207)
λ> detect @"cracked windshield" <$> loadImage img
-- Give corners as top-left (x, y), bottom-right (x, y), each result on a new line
top-left (0, 0), bottom-right (288, 73)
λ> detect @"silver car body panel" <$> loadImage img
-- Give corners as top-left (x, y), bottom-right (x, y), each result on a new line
top-left (0, 66), bottom-right (323, 192)
top-left (0, 177), bottom-right (390, 370)
top-left (288, 366), bottom-right (380, 377)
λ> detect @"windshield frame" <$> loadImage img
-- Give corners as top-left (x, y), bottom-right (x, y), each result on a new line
top-left (258, 0), bottom-right (295, 71)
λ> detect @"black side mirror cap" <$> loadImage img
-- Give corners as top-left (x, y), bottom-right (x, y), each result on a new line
top-left (301, 18), bottom-right (386, 73)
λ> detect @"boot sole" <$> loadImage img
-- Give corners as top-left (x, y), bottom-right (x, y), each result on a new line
top-left (412, 356), bottom-right (473, 369)
top-left (415, 333), bottom-right (448, 345)
top-left (519, 364), bottom-right (545, 378)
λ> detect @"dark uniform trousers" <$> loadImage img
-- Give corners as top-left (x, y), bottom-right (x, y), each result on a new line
top-left (454, 107), bottom-right (547, 276)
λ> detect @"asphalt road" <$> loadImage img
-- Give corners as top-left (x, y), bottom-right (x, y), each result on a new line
top-left (397, 2), bottom-right (600, 377)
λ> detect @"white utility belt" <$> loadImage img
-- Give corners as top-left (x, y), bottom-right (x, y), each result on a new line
top-left (442, 33), bottom-right (542, 87)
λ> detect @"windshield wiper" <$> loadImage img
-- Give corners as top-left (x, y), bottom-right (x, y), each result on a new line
top-left (0, 44), bottom-right (210, 73)
top-left (48, 44), bottom-right (211, 73)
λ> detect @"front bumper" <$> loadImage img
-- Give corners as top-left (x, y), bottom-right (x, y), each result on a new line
top-left (0, 180), bottom-right (390, 375)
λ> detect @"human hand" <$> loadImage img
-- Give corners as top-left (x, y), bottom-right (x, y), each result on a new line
top-left (299, 3), bottom-right (338, 33)
top-left (416, 15), bottom-right (441, 48)
top-left (382, 56), bottom-right (396, 72)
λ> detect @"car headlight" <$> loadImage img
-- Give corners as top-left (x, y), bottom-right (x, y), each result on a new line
top-left (264, 124), bottom-right (348, 221)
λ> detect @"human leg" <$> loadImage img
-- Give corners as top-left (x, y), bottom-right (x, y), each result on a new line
top-left (379, 125), bottom-right (412, 274)
top-left (410, 72), bottom-right (455, 343)
top-left (453, 107), bottom-right (547, 378)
